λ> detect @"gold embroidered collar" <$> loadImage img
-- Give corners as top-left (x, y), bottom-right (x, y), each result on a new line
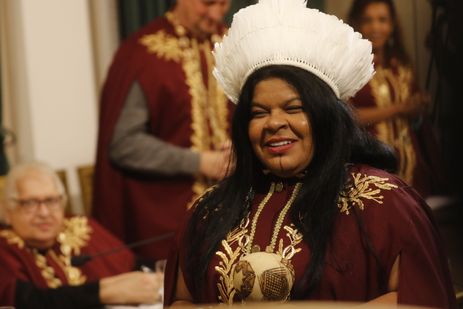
top-left (0, 217), bottom-right (92, 287)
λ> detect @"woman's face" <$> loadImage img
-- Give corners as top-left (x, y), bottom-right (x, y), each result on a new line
top-left (248, 78), bottom-right (314, 178)
top-left (359, 2), bottom-right (393, 52)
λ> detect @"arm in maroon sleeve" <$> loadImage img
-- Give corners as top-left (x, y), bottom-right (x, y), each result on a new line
top-left (392, 187), bottom-right (457, 308)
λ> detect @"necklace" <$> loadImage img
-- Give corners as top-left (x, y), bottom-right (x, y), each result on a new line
top-left (245, 182), bottom-right (302, 254)
top-left (231, 182), bottom-right (302, 302)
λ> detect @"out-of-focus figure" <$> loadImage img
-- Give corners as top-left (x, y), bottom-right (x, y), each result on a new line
top-left (92, 0), bottom-right (233, 261)
top-left (348, 0), bottom-right (443, 197)
top-left (0, 162), bottom-right (163, 308)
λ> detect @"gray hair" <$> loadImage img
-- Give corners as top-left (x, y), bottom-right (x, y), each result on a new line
top-left (0, 162), bottom-right (67, 223)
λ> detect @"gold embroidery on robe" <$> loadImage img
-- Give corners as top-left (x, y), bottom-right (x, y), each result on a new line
top-left (338, 173), bottom-right (398, 215)
top-left (140, 31), bottom-right (183, 62)
top-left (0, 230), bottom-right (25, 248)
top-left (1, 217), bottom-right (91, 287)
top-left (33, 249), bottom-right (62, 288)
top-left (140, 14), bottom-right (229, 207)
top-left (369, 66), bottom-right (416, 184)
top-left (215, 221), bottom-right (302, 304)
top-left (55, 217), bottom-right (91, 285)
top-left (215, 227), bottom-right (246, 304)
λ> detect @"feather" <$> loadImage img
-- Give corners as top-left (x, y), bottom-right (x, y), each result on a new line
top-left (213, 0), bottom-right (374, 103)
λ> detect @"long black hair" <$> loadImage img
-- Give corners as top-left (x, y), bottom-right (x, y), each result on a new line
top-left (185, 65), bottom-right (396, 299)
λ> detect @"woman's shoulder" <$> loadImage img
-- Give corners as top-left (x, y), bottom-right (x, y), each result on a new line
top-left (339, 164), bottom-right (423, 218)
top-left (338, 164), bottom-right (437, 250)
top-left (346, 163), bottom-right (407, 187)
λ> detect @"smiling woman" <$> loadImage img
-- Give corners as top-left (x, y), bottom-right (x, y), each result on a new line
top-left (163, 0), bottom-right (456, 307)
top-left (347, 0), bottom-right (444, 198)
top-left (248, 77), bottom-right (313, 178)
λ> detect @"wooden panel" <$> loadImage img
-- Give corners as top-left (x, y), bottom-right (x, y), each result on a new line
top-left (77, 164), bottom-right (94, 216)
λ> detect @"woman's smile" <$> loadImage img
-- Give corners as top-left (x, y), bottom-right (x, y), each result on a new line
top-left (248, 78), bottom-right (314, 178)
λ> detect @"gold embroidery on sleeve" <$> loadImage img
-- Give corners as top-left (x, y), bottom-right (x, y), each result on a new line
top-left (338, 173), bottom-right (398, 215)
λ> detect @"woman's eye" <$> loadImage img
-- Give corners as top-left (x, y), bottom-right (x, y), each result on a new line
top-left (286, 105), bottom-right (303, 113)
top-left (251, 110), bottom-right (267, 118)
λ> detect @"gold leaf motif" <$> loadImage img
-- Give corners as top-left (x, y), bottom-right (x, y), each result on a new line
top-left (215, 239), bottom-right (240, 304)
top-left (338, 173), bottom-right (398, 215)
top-left (58, 217), bottom-right (91, 256)
top-left (0, 230), bottom-right (25, 248)
top-left (1, 217), bottom-right (91, 287)
top-left (140, 31), bottom-right (183, 62)
top-left (215, 217), bottom-right (304, 304)
top-left (55, 217), bottom-right (91, 285)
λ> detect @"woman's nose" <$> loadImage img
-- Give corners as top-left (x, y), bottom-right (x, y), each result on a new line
top-left (264, 111), bottom-right (288, 131)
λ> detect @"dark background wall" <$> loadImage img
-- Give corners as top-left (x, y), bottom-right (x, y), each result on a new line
top-left (117, 0), bottom-right (325, 39)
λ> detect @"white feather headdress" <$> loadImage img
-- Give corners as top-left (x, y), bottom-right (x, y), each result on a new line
top-left (213, 0), bottom-right (374, 103)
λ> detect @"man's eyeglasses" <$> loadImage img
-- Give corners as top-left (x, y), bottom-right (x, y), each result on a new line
top-left (10, 196), bottom-right (64, 213)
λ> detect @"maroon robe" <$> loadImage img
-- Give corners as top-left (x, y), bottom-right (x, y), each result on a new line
top-left (0, 216), bottom-right (134, 305)
top-left (351, 64), bottom-right (445, 197)
top-left (164, 164), bottom-right (456, 308)
top-left (92, 14), bottom-right (231, 260)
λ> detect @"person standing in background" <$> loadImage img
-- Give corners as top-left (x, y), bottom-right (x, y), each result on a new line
top-left (92, 0), bottom-right (232, 263)
top-left (348, 0), bottom-right (444, 197)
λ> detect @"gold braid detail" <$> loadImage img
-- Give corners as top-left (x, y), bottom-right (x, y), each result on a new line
top-left (246, 183), bottom-right (276, 253)
top-left (32, 249), bottom-right (62, 288)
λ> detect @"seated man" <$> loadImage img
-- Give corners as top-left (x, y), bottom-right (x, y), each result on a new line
top-left (0, 162), bottom-right (162, 308)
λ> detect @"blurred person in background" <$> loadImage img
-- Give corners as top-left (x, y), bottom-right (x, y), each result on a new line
top-left (92, 0), bottom-right (233, 263)
top-left (348, 0), bottom-right (445, 198)
top-left (0, 162), bottom-right (162, 308)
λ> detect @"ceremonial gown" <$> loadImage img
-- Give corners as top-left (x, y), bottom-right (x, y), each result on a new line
top-left (164, 164), bottom-right (456, 308)
top-left (351, 64), bottom-right (444, 197)
top-left (92, 13), bottom-right (230, 260)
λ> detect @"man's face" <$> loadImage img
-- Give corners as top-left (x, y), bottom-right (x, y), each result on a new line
top-left (5, 172), bottom-right (65, 249)
top-left (177, 0), bottom-right (230, 38)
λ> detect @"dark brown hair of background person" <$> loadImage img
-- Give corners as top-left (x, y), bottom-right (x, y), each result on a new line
top-left (348, 0), bottom-right (410, 68)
